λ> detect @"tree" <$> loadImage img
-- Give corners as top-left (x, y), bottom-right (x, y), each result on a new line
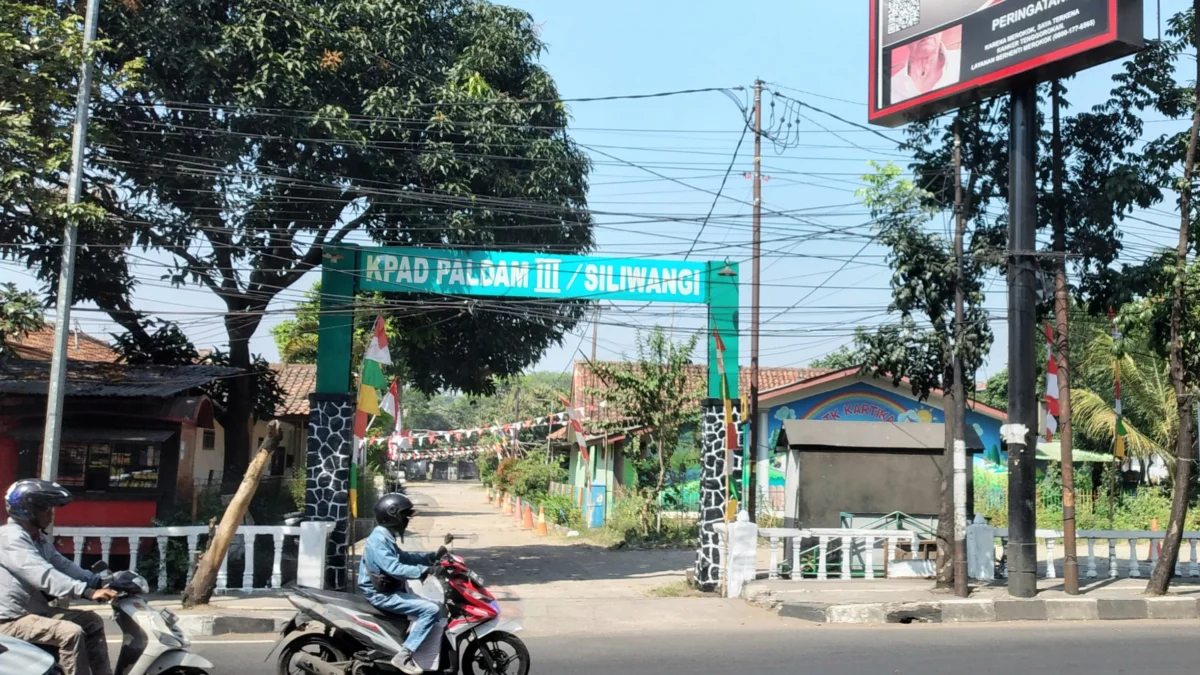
top-left (807, 345), bottom-right (862, 370)
top-left (22, 0), bottom-right (594, 476)
top-left (587, 327), bottom-right (702, 535)
top-left (0, 283), bottom-right (42, 360)
top-left (853, 161), bottom-right (994, 589)
top-left (0, 1), bottom-right (138, 260)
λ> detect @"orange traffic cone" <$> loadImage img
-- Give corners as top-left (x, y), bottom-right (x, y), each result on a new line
top-left (513, 497), bottom-right (523, 521)
top-left (535, 506), bottom-right (549, 536)
top-left (521, 503), bottom-right (534, 530)
top-left (503, 494), bottom-right (514, 515)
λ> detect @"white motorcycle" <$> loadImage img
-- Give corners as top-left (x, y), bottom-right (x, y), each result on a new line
top-left (50, 563), bottom-right (214, 675)
top-left (0, 633), bottom-right (60, 675)
top-left (106, 568), bottom-right (214, 675)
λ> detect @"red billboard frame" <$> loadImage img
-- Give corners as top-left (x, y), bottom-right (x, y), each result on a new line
top-left (869, 0), bottom-right (1143, 127)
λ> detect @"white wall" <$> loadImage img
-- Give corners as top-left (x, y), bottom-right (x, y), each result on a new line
top-left (250, 419), bottom-right (305, 476)
top-left (193, 422), bottom-right (225, 486)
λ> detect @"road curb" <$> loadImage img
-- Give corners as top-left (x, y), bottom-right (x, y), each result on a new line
top-left (769, 596), bottom-right (1200, 625)
top-left (103, 612), bottom-right (293, 637)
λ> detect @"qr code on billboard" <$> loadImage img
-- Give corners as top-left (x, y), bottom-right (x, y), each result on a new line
top-left (886, 0), bottom-right (919, 35)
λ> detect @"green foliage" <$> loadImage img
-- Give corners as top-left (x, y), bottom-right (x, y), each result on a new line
top-left (587, 326), bottom-right (702, 534)
top-left (491, 450), bottom-right (564, 502)
top-left (542, 494), bottom-right (582, 530)
top-left (854, 161), bottom-right (993, 399)
top-left (806, 345), bottom-right (862, 370)
top-left (0, 0), bottom-right (138, 283)
top-left (0, 283), bottom-right (42, 360)
top-left (478, 453), bottom-right (500, 487)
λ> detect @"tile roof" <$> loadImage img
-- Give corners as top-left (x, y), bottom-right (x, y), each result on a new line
top-left (0, 360), bottom-right (238, 398)
top-left (6, 325), bottom-right (119, 363)
top-left (270, 363), bottom-right (317, 417)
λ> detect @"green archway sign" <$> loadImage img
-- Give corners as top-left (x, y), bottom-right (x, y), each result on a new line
top-left (314, 245), bottom-right (739, 399)
top-left (309, 244), bottom-right (738, 591)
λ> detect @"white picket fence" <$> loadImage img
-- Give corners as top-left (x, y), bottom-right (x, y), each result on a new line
top-left (967, 521), bottom-right (1200, 580)
top-left (51, 523), bottom-right (332, 593)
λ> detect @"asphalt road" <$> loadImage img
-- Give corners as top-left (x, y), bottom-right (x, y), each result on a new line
top-left (142, 622), bottom-right (1200, 674)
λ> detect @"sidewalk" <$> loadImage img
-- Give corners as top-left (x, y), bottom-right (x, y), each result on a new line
top-left (76, 482), bottom-right (791, 637)
top-left (745, 576), bottom-right (1200, 625)
top-left (68, 593), bottom-right (296, 637)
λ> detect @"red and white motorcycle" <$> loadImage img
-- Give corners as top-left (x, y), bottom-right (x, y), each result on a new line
top-left (273, 535), bottom-right (527, 675)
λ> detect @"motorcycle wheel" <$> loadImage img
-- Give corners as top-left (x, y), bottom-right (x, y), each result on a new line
top-left (461, 632), bottom-right (530, 675)
top-left (277, 633), bottom-right (349, 675)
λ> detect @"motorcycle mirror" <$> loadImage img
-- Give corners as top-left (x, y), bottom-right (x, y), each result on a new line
top-left (90, 560), bottom-right (109, 574)
top-left (444, 533), bottom-right (455, 545)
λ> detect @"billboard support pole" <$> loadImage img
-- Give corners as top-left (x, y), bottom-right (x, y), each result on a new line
top-left (1006, 80), bottom-right (1039, 599)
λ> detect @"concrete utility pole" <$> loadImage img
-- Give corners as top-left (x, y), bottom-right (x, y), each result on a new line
top-left (951, 119), bottom-right (969, 599)
top-left (747, 79), bottom-right (763, 522)
top-left (1006, 80), bottom-right (1040, 599)
top-left (42, 0), bottom-right (102, 481)
top-left (1050, 81), bottom-right (1080, 595)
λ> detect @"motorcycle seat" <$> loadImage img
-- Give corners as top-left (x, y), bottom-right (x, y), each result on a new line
top-left (294, 587), bottom-right (412, 628)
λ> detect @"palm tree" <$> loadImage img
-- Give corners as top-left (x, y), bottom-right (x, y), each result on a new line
top-left (1070, 317), bottom-right (1175, 479)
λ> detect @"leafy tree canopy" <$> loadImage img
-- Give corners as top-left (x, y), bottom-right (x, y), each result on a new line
top-left (8, 0), bottom-right (593, 472)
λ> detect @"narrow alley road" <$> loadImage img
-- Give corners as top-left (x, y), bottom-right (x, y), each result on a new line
top-left (403, 481), bottom-right (785, 636)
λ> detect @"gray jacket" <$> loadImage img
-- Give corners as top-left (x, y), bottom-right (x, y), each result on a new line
top-left (0, 523), bottom-right (99, 620)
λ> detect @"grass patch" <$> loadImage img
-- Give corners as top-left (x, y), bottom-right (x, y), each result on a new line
top-left (646, 580), bottom-right (705, 598)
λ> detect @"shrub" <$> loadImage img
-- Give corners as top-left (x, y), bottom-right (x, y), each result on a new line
top-left (479, 454), bottom-right (500, 487)
top-left (543, 495), bottom-right (583, 530)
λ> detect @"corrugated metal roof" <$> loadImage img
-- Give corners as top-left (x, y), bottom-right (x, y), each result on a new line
top-left (0, 360), bottom-right (240, 398)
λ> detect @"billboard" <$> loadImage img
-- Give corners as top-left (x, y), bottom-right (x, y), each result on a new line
top-left (869, 0), bottom-right (1143, 127)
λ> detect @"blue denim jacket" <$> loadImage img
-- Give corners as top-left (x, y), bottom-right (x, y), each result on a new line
top-left (358, 526), bottom-right (436, 598)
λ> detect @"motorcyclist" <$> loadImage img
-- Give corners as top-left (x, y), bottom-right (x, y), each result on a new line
top-left (0, 479), bottom-right (118, 675)
top-left (359, 493), bottom-right (447, 675)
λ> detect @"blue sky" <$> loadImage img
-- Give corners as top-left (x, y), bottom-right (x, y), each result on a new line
top-left (1, 0), bottom-right (1188, 383)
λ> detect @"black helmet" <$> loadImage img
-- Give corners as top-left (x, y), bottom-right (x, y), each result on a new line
top-left (374, 493), bottom-right (415, 530)
top-left (6, 479), bottom-right (73, 522)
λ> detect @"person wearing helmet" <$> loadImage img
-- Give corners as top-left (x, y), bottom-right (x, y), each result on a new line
top-left (0, 479), bottom-right (118, 675)
top-left (359, 493), bottom-right (447, 675)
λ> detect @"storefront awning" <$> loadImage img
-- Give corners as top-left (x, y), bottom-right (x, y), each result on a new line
top-left (6, 428), bottom-right (176, 443)
top-left (777, 420), bottom-right (983, 451)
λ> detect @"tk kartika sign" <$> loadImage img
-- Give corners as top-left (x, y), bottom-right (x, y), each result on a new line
top-left (869, 0), bottom-right (1143, 127)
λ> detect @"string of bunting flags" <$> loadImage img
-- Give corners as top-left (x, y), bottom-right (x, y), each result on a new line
top-left (361, 408), bottom-right (589, 460)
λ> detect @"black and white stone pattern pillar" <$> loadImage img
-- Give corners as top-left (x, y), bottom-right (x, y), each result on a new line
top-left (306, 392), bottom-right (353, 590)
top-left (694, 398), bottom-right (743, 592)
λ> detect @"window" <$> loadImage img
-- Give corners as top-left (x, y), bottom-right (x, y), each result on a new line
top-left (18, 440), bottom-right (161, 491)
top-left (202, 430), bottom-right (216, 451)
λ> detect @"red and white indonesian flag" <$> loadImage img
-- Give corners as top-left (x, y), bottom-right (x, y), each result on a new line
top-left (1044, 322), bottom-right (1059, 441)
top-left (365, 316), bottom-right (392, 366)
top-left (557, 393), bottom-right (590, 465)
top-left (379, 379), bottom-right (402, 433)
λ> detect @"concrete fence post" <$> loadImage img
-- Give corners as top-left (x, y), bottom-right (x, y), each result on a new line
top-left (967, 515), bottom-right (996, 581)
top-left (298, 521), bottom-right (336, 589)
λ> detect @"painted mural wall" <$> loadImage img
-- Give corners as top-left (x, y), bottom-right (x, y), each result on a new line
top-left (765, 382), bottom-right (1006, 486)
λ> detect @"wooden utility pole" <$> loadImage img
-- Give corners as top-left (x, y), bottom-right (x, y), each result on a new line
top-left (1148, 0), bottom-right (1200, 596)
top-left (1050, 81), bottom-right (1080, 595)
top-left (182, 420), bottom-right (282, 607)
top-left (951, 120), bottom-right (969, 598)
top-left (747, 79), bottom-right (764, 522)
